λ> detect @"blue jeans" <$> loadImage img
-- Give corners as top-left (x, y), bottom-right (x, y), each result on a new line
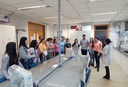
top-left (55, 52), bottom-right (59, 56)
top-left (24, 59), bottom-right (30, 69)
top-left (89, 49), bottom-right (94, 65)
top-left (41, 55), bottom-right (45, 63)
top-left (61, 51), bottom-right (64, 54)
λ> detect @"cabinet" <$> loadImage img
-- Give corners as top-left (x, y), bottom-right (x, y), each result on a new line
top-left (0, 25), bottom-right (16, 70)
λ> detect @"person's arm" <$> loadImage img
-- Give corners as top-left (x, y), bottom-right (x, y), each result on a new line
top-left (2, 55), bottom-right (10, 80)
top-left (72, 44), bottom-right (74, 51)
top-left (53, 44), bottom-right (56, 56)
top-left (77, 44), bottom-right (80, 52)
top-left (19, 47), bottom-right (32, 59)
top-left (98, 42), bottom-right (103, 56)
top-left (101, 46), bottom-right (109, 56)
top-left (80, 40), bottom-right (82, 46)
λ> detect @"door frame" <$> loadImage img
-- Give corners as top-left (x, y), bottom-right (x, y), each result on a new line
top-left (94, 24), bottom-right (109, 38)
top-left (28, 21), bottom-right (45, 45)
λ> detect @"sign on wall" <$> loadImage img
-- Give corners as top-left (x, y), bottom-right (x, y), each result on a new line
top-left (57, 31), bottom-right (62, 37)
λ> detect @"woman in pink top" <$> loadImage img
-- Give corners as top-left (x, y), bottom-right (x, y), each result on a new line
top-left (53, 38), bottom-right (59, 56)
top-left (93, 37), bottom-right (102, 72)
top-left (88, 37), bottom-right (94, 66)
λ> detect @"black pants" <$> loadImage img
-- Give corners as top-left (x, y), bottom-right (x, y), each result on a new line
top-left (105, 66), bottom-right (110, 78)
top-left (81, 49), bottom-right (87, 55)
top-left (94, 51), bottom-right (101, 69)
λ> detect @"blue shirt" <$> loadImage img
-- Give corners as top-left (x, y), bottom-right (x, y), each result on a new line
top-left (61, 41), bottom-right (65, 52)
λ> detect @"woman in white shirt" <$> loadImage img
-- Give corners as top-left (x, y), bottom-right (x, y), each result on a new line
top-left (101, 38), bottom-right (111, 80)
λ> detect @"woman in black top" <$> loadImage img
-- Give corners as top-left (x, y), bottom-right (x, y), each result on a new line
top-left (65, 38), bottom-right (71, 48)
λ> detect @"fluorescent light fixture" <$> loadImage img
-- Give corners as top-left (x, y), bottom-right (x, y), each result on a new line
top-left (44, 16), bottom-right (64, 19)
top-left (18, 5), bottom-right (50, 10)
top-left (91, 12), bottom-right (118, 15)
top-left (87, 0), bottom-right (107, 2)
top-left (93, 19), bottom-right (111, 22)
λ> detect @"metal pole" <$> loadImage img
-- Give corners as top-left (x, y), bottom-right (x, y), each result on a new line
top-left (58, 0), bottom-right (61, 64)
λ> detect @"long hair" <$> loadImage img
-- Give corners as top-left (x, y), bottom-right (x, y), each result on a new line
top-left (53, 38), bottom-right (57, 43)
top-left (19, 37), bottom-right (28, 49)
top-left (39, 38), bottom-right (45, 45)
top-left (73, 39), bottom-right (78, 45)
top-left (30, 40), bottom-right (37, 48)
top-left (5, 42), bottom-right (18, 66)
top-left (90, 37), bottom-right (94, 48)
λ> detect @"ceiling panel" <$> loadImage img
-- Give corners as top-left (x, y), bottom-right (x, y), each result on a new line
top-left (0, 0), bottom-right (38, 5)
top-left (36, 12), bottom-right (58, 17)
top-left (11, 1), bottom-right (45, 8)
top-left (90, 5), bottom-right (125, 14)
top-left (88, 0), bottom-right (128, 8)
top-left (42, 0), bottom-right (69, 6)
top-left (52, 5), bottom-right (73, 11)
top-left (69, 0), bottom-right (87, 4)
top-left (113, 17), bottom-right (127, 21)
top-left (73, 3), bottom-right (88, 9)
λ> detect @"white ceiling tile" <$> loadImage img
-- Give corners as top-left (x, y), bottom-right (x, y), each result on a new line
top-left (73, 3), bottom-right (88, 9)
top-left (36, 12), bottom-right (58, 17)
top-left (42, 0), bottom-right (69, 6)
top-left (88, 0), bottom-right (128, 8)
top-left (90, 5), bottom-right (125, 14)
top-left (11, 1), bottom-right (45, 8)
top-left (69, 0), bottom-right (87, 4)
top-left (0, 0), bottom-right (38, 5)
top-left (52, 5), bottom-right (73, 11)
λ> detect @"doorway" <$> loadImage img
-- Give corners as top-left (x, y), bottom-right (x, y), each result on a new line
top-left (94, 24), bottom-right (109, 47)
top-left (28, 22), bottom-right (45, 45)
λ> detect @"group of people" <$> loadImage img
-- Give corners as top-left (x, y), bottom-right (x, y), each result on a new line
top-left (1, 34), bottom-right (111, 80)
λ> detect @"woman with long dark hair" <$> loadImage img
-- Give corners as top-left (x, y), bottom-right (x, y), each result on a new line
top-left (19, 37), bottom-right (35, 69)
top-left (93, 37), bottom-right (102, 72)
top-left (101, 38), bottom-right (111, 80)
top-left (30, 40), bottom-right (41, 64)
top-left (53, 38), bottom-right (59, 56)
top-left (88, 37), bottom-right (94, 66)
top-left (2, 42), bottom-right (23, 79)
top-left (72, 39), bottom-right (80, 54)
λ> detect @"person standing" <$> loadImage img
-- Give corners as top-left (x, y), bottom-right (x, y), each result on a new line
top-left (47, 38), bottom-right (54, 60)
top-left (93, 37), bottom-right (102, 72)
top-left (29, 40), bottom-right (41, 64)
top-left (65, 38), bottom-right (71, 48)
top-left (61, 37), bottom-right (65, 54)
top-left (101, 38), bottom-right (111, 80)
top-left (72, 39), bottom-right (80, 54)
top-left (80, 34), bottom-right (89, 55)
top-left (88, 37), bottom-right (94, 66)
top-left (39, 38), bottom-right (48, 63)
top-left (38, 36), bottom-right (43, 44)
top-left (2, 42), bottom-right (23, 79)
top-left (19, 37), bottom-right (35, 69)
top-left (53, 38), bottom-right (59, 56)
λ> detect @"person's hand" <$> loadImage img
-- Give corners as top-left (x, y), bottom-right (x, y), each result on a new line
top-left (35, 54), bottom-right (38, 57)
top-left (97, 53), bottom-right (100, 56)
top-left (54, 53), bottom-right (55, 56)
top-left (39, 62), bottom-right (41, 64)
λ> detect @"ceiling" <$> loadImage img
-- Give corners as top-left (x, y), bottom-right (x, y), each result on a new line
top-left (0, 0), bottom-right (128, 24)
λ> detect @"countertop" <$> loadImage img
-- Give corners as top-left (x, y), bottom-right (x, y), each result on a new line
top-left (0, 56), bottom-right (68, 87)
top-left (39, 56), bottom-right (89, 87)
top-left (114, 47), bottom-right (128, 57)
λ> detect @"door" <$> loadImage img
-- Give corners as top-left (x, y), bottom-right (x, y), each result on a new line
top-left (28, 22), bottom-right (45, 45)
top-left (94, 25), bottom-right (109, 47)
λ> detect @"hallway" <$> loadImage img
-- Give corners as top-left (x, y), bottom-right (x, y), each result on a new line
top-left (88, 59), bottom-right (128, 87)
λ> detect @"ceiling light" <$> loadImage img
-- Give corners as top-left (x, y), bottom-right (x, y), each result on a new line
top-left (18, 5), bottom-right (50, 10)
top-left (93, 19), bottom-right (111, 22)
top-left (44, 16), bottom-right (64, 19)
top-left (87, 0), bottom-right (107, 2)
top-left (91, 12), bottom-right (118, 15)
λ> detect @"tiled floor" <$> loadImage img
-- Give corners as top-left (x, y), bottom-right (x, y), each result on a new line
top-left (87, 59), bottom-right (128, 87)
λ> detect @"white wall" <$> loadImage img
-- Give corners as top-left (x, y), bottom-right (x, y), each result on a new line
top-left (10, 15), bottom-right (47, 45)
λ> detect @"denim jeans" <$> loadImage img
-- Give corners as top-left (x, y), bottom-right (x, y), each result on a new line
top-left (55, 52), bottom-right (59, 56)
top-left (89, 49), bottom-right (94, 65)
top-left (24, 59), bottom-right (30, 69)
top-left (94, 51), bottom-right (101, 69)
top-left (41, 55), bottom-right (45, 63)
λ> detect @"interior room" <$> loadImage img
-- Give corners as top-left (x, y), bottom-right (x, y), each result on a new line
top-left (0, 0), bottom-right (128, 87)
